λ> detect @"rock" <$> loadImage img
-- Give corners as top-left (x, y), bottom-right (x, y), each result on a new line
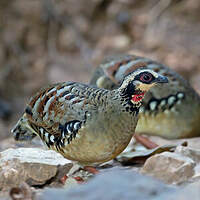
top-left (0, 137), bottom-right (44, 152)
top-left (0, 148), bottom-right (73, 189)
top-left (141, 152), bottom-right (195, 184)
top-left (175, 146), bottom-right (200, 182)
top-left (38, 168), bottom-right (176, 200)
top-left (175, 146), bottom-right (200, 163)
top-left (117, 143), bottom-right (179, 165)
top-left (9, 182), bottom-right (33, 200)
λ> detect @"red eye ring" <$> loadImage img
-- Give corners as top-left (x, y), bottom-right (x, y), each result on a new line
top-left (140, 73), bottom-right (153, 83)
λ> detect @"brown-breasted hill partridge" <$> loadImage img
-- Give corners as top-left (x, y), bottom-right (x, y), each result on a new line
top-left (90, 54), bottom-right (200, 139)
top-left (11, 68), bottom-right (167, 165)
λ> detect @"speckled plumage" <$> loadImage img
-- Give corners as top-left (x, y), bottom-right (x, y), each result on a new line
top-left (12, 68), bottom-right (168, 165)
top-left (90, 54), bottom-right (200, 139)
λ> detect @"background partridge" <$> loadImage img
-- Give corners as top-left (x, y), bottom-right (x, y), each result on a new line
top-left (11, 68), bottom-right (167, 165)
top-left (90, 54), bottom-right (200, 139)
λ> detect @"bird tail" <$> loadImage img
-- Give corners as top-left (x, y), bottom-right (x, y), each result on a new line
top-left (11, 113), bottom-right (37, 141)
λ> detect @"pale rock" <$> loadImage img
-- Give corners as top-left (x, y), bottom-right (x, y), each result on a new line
top-left (140, 152), bottom-right (195, 184)
top-left (63, 177), bottom-right (79, 189)
top-left (175, 146), bottom-right (200, 163)
top-left (0, 148), bottom-right (73, 189)
top-left (190, 164), bottom-right (200, 182)
top-left (174, 146), bottom-right (200, 182)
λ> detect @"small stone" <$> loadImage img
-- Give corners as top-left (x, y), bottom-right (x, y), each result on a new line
top-left (175, 146), bottom-right (200, 183)
top-left (0, 148), bottom-right (73, 189)
top-left (175, 146), bottom-right (200, 163)
top-left (63, 177), bottom-right (79, 189)
top-left (141, 152), bottom-right (195, 184)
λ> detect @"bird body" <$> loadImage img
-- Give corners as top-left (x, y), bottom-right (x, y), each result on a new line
top-left (12, 68), bottom-right (167, 165)
top-left (90, 54), bottom-right (200, 139)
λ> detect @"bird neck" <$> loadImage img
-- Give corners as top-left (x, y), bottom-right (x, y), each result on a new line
top-left (114, 84), bottom-right (147, 115)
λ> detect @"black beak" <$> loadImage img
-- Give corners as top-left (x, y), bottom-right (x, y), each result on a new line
top-left (155, 75), bottom-right (168, 83)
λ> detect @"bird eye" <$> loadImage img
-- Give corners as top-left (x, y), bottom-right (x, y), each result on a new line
top-left (139, 73), bottom-right (153, 83)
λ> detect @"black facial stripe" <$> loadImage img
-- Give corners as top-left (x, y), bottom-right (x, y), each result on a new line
top-left (120, 80), bottom-right (144, 116)
top-left (121, 81), bottom-right (136, 98)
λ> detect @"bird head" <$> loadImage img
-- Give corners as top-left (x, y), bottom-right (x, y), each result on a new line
top-left (119, 68), bottom-right (168, 104)
top-left (11, 114), bottom-right (37, 141)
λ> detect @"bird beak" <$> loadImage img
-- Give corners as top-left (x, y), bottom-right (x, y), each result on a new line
top-left (155, 75), bottom-right (168, 83)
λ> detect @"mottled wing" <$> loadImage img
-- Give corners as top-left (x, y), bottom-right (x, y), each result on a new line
top-left (24, 82), bottom-right (98, 145)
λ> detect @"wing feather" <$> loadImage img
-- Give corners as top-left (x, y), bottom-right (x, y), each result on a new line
top-left (25, 82), bottom-right (99, 136)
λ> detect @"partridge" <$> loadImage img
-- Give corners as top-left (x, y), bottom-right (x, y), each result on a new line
top-left (90, 54), bottom-right (200, 139)
top-left (11, 68), bottom-right (167, 165)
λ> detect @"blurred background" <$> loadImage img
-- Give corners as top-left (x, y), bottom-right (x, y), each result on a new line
top-left (0, 0), bottom-right (200, 141)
